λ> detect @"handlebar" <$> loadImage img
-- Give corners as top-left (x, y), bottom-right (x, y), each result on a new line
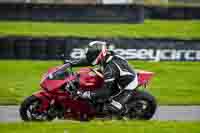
top-left (64, 60), bottom-right (73, 65)
top-left (59, 54), bottom-right (73, 65)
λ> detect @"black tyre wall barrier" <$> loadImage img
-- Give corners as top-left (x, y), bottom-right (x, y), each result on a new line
top-left (0, 37), bottom-right (15, 59)
top-left (0, 3), bottom-right (144, 23)
top-left (185, 7), bottom-right (200, 19)
top-left (0, 36), bottom-right (200, 61)
top-left (46, 38), bottom-right (66, 59)
top-left (14, 37), bottom-right (31, 59)
top-left (30, 38), bottom-right (47, 60)
top-left (145, 6), bottom-right (200, 19)
top-left (0, 3), bottom-right (199, 21)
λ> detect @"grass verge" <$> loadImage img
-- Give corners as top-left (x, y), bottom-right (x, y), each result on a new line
top-left (0, 20), bottom-right (200, 40)
top-left (0, 60), bottom-right (200, 105)
top-left (0, 121), bottom-right (200, 133)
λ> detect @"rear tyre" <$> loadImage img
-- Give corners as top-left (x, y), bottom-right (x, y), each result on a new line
top-left (19, 95), bottom-right (54, 121)
top-left (126, 90), bottom-right (157, 120)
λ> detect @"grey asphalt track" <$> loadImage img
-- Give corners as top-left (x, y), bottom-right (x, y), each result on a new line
top-left (0, 106), bottom-right (200, 122)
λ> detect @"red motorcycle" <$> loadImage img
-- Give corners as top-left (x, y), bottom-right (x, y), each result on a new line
top-left (20, 61), bottom-right (157, 121)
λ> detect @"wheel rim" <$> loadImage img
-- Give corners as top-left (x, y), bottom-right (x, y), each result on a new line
top-left (127, 100), bottom-right (150, 119)
top-left (26, 100), bottom-right (47, 121)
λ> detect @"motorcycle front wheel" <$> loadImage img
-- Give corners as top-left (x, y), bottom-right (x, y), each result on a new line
top-left (19, 95), bottom-right (54, 121)
top-left (126, 90), bottom-right (157, 120)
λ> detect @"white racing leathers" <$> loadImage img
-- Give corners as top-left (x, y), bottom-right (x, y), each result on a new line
top-left (90, 54), bottom-right (138, 114)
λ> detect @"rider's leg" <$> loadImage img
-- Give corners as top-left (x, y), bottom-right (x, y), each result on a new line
top-left (106, 90), bottom-right (133, 114)
top-left (106, 76), bottom-right (138, 114)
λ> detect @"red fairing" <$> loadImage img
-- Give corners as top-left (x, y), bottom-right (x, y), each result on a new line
top-left (35, 66), bottom-right (98, 119)
top-left (40, 65), bottom-right (76, 91)
top-left (137, 70), bottom-right (154, 86)
top-left (24, 61), bottom-right (155, 121)
top-left (78, 68), bottom-right (104, 91)
top-left (40, 75), bottom-right (76, 92)
top-left (40, 79), bottom-right (66, 91)
top-left (40, 66), bottom-right (61, 90)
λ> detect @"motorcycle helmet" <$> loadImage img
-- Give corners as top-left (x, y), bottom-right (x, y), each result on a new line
top-left (85, 41), bottom-right (108, 65)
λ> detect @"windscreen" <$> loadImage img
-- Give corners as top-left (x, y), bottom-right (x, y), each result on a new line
top-left (49, 64), bottom-right (71, 80)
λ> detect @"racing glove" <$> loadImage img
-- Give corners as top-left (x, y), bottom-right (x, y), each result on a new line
top-left (77, 91), bottom-right (91, 99)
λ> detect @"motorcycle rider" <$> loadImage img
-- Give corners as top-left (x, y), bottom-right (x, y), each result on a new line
top-left (68, 41), bottom-right (138, 115)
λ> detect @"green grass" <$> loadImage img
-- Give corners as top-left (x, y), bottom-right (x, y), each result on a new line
top-left (0, 60), bottom-right (200, 105)
top-left (0, 121), bottom-right (200, 133)
top-left (0, 20), bottom-right (200, 40)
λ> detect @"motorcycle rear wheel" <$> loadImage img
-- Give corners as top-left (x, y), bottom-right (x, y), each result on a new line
top-left (19, 95), bottom-right (54, 121)
top-left (126, 90), bottom-right (157, 120)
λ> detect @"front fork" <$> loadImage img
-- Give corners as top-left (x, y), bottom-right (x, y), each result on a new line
top-left (33, 90), bottom-right (53, 113)
top-left (33, 90), bottom-right (69, 119)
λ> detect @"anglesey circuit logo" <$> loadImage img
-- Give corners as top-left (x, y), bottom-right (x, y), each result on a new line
top-left (70, 45), bottom-right (200, 61)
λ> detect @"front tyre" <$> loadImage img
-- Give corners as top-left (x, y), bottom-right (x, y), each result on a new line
top-left (126, 90), bottom-right (157, 120)
top-left (19, 95), bottom-right (54, 121)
